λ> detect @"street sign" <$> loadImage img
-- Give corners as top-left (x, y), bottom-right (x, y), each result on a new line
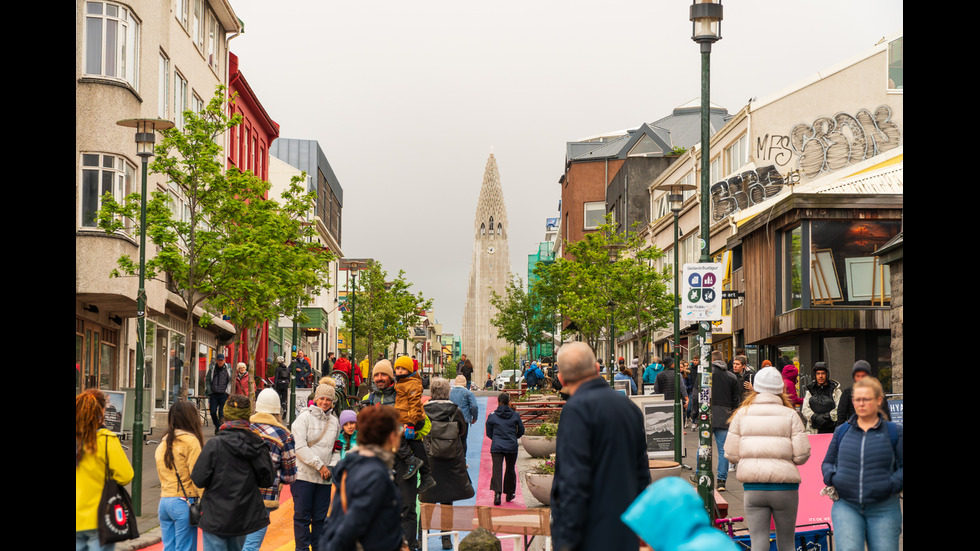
top-left (722, 290), bottom-right (744, 300)
top-left (682, 263), bottom-right (723, 322)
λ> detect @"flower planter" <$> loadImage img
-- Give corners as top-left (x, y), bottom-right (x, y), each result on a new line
top-left (525, 472), bottom-right (553, 506)
top-left (521, 435), bottom-right (557, 459)
top-left (648, 460), bottom-right (682, 484)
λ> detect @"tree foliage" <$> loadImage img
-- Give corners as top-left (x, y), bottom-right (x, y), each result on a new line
top-left (98, 86), bottom-right (333, 400)
top-left (532, 217), bottom-right (673, 361)
top-left (489, 275), bottom-right (554, 361)
top-left (341, 262), bottom-right (433, 366)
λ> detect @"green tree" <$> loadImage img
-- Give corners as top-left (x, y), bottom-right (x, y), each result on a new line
top-left (341, 262), bottom-right (433, 366)
top-left (489, 275), bottom-right (553, 363)
top-left (98, 86), bottom-right (253, 397)
top-left (208, 170), bottom-right (335, 402)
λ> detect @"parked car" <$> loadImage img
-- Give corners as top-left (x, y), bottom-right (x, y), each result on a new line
top-left (493, 370), bottom-right (524, 391)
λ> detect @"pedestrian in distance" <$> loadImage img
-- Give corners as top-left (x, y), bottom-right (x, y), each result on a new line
top-left (420, 378), bottom-right (475, 549)
top-left (643, 356), bottom-right (662, 387)
top-left (234, 362), bottom-right (253, 398)
top-left (292, 384), bottom-right (342, 551)
top-left (654, 356), bottom-right (689, 411)
top-left (704, 349), bottom-right (740, 492)
top-left (801, 362), bottom-right (842, 434)
top-left (615, 363), bottom-right (637, 394)
top-left (485, 391), bottom-right (525, 505)
top-left (449, 374), bottom-right (479, 457)
top-left (155, 401), bottom-right (204, 551)
top-left (457, 354), bottom-right (474, 389)
top-left (76, 389), bottom-right (135, 551)
top-left (191, 394), bottom-right (275, 551)
top-left (778, 357), bottom-right (804, 408)
top-left (724, 366), bottom-right (811, 551)
top-left (550, 342), bottom-right (651, 551)
top-left (319, 405), bottom-right (409, 551)
top-left (274, 356), bottom-right (290, 413)
top-left (732, 355), bottom-right (755, 401)
top-left (294, 350), bottom-right (313, 389)
top-left (835, 360), bottom-right (890, 427)
top-left (244, 389), bottom-right (298, 551)
top-left (822, 376), bottom-right (903, 551)
top-left (392, 355), bottom-right (436, 494)
top-left (205, 353), bottom-right (232, 433)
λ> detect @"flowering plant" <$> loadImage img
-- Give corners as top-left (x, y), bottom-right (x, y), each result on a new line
top-left (532, 454), bottom-right (556, 475)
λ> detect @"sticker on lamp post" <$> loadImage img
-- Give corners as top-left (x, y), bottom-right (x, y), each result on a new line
top-left (682, 263), bottom-right (723, 321)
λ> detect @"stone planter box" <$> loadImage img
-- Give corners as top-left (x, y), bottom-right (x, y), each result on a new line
top-left (525, 472), bottom-right (553, 506)
top-left (521, 435), bottom-right (557, 459)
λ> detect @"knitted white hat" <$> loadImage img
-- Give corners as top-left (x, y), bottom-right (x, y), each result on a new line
top-left (255, 388), bottom-right (281, 414)
top-left (753, 366), bottom-right (784, 395)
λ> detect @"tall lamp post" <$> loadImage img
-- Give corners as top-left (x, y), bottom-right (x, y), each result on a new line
top-left (690, 0), bottom-right (723, 517)
top-left (115, 117), bottom-right (175, 515)
top-left (604, 242), bottom-right (624, 386)
top-left (655, 179), bottom-right (697, 465)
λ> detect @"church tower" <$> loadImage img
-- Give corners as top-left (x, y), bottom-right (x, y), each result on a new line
top-left (461, 153), bottom-right (511, 388)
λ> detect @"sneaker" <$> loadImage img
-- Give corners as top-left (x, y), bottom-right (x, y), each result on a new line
top-left (403, 456), bottom-right (424, 480)
top-left (419, 473), bottom-right (437, 494)
top-left (717, 479), bottom-right (726, 492)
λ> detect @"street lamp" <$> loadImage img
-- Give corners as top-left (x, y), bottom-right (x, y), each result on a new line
top-left (690, 0), bottom-right (722, 517)
top-left (604, 242), bottom-right (624, 386)
top-left (115, 117), bottom-right (174, 516)
top-left (655, 180), bottom-right (696, 465)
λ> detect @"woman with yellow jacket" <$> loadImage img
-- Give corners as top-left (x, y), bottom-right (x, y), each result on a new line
top-left (76, 389), bottom-right (135, 551)
top-left (154, 401), bottom-right (204, 551)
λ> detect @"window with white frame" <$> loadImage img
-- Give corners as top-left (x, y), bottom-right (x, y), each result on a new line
top-left (192, 92), bottom-right (204, 114)
top-left (584, 201), bottom-right (605, 229)
top-left (207, 12), bottom-right (220, 71)
top-left (175, 0), bottom-right (189, 30)
top-left (83, 1), bottom-right (140, 89)
top-left (725, 134), bottom-right (748, 175)
top-left (710, 156), bottom-right (722, 184)
top-left (174, 71), bottom-right (188, 130)
top-left (158, 53), bottom-right (170, 120)
top-left (79, 153), bottom-right (136, 229)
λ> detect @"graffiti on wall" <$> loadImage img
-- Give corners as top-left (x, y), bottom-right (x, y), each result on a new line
top-left (756, 105), bottom-right (901, 180)
top-left (710, 165), bottom-right (797, 222)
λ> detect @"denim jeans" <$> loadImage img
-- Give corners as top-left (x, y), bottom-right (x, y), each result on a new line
top-left (202, 531), bottom-right (247, 551)
top-left (75, 530), bottom-right (114, 551)
top-left (713, 429), bottom-right (730, 481)
top-left (159, 496), bottom-right (199, 551)
top-left (241, 525), bottom-right (268, 551)
top-left (292, 479), bottom-right (332, 551)
top-left (831, 495), bottom-right (902, 551)
top-left (209, 393), bottom-right (229, 427)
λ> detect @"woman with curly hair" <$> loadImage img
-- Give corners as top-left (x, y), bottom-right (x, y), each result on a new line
top-left (155, 400), bottom-right (204, 551)
top-left (76, 389), bottom-right (135, 551)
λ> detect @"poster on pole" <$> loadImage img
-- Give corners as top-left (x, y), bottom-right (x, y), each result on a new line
top-left (682, 263), bottom-right (724, 322)
top-left (103, 390), bottom-right (126, 435)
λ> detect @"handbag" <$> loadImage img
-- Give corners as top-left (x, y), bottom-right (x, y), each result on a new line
top-left (174, 467), bottom-right (202, 526)
top-left (97, 434), bottom-right (140, 545)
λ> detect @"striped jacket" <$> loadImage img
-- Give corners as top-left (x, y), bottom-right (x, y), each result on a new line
top-left (249, 413), bottom-right (298, 509)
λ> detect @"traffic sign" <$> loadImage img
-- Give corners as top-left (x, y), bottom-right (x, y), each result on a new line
top-left (682, 263), bottom-right (723, 321)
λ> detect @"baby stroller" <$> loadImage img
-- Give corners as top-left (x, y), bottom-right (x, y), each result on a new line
top-left (328, 369), bottom-right (358, 414)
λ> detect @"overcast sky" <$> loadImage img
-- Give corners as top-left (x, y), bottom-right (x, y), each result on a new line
top-left (227, 0), bottom-right (902, 336)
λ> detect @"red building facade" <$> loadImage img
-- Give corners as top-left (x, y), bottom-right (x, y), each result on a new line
top-left (226, 52), bottom-right (281, 382)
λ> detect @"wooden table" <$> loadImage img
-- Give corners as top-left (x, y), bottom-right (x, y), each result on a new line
top-left (512, 401), bottom-right (565, 426)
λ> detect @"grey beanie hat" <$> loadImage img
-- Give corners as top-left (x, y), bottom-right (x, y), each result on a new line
top-left (852, 360), bottom-right (871, 378)
top-left (753, 366), bottom-right (784, 395)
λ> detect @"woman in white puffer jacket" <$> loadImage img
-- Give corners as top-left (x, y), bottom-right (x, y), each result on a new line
top-left (725, 366), bottom-right (811, 551)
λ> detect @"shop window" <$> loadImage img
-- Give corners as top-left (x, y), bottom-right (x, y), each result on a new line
top-left (810, 220), bottom-right (900, 306)
top-left (780, 225), bottom-right (803, 312)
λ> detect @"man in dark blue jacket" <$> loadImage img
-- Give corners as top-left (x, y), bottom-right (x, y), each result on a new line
top-left (551, 342), bottom-right (651, 551)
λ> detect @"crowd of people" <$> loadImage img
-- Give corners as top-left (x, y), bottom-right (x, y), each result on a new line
top-left (76, 345), bottom-right (901, 551)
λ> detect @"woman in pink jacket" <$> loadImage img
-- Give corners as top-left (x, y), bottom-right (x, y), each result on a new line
top-left (725, 366), bottom-right (811, 551)
top-left (779, 357), bottom-right (804, 407)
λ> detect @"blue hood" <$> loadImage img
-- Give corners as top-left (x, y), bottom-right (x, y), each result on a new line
top-left (621, 477), bottom-right (738, 551)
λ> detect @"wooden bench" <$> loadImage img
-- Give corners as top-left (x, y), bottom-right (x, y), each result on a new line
top-left (420, 503), bottom-right (551, 551)
top-left (714, 489), bottom-right (728, 520)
